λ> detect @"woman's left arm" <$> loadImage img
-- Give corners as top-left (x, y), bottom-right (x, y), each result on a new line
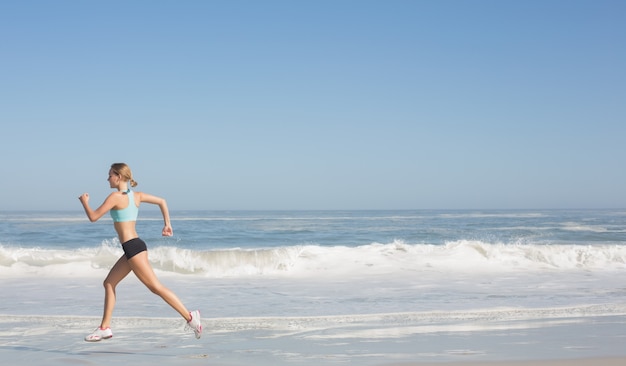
top-left (137, 192), bottom-right (173, 236)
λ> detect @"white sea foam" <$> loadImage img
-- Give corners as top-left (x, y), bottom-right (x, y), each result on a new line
top-left (1, 240), bottom-right (625, 278)
top-left (2, 303), bottom-right (625, 336)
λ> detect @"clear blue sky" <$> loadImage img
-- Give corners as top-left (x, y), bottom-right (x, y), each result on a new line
top-left (1, 0), bottom-right (624, 210)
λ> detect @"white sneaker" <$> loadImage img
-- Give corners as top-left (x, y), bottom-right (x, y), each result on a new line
top-left (185, 310), bottom-right (202, 339)
top-left (85, 327), bottom-right (113, 342)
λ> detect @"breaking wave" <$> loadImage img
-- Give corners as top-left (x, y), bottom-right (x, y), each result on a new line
top-left (1, 240), bottom-right (625, 278)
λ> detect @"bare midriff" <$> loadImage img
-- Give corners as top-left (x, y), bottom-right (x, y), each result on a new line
top-left (114, 221), bottom-right (139, 243)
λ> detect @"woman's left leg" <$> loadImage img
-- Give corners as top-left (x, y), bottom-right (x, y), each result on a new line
top-left (127, 251), bottom-right (192, 322)
top-left (101, 254), bottom-right (132, 328)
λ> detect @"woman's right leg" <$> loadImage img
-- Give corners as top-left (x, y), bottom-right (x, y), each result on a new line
top-left (100, 255), bottom-right (131, 328)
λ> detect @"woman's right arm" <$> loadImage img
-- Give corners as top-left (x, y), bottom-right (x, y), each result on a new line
top-left (79, 192), bottom-right (118, 222)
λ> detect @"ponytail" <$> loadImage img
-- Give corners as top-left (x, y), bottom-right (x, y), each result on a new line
top-left (110, 163), bottom-right (138, 188)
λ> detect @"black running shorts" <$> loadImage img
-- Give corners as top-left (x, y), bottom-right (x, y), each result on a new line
top-left (121, 237), bottom-right (148, 259)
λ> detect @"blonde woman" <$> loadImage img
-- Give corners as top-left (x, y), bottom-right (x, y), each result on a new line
top-left (78, 163), bottom-right (202, 341)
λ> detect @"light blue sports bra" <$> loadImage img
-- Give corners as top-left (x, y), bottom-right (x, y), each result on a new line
top-left (110, 190), bottom-right (139, 222)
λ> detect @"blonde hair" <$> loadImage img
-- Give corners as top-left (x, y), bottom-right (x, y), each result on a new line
top-left (110, 163), bottom-right (138, 187)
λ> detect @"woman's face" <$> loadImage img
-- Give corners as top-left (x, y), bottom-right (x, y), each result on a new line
top-left (107, 169), bottom-right (120, 188)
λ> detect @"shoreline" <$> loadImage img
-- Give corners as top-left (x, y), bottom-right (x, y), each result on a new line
top-left (382, 358), bottom-right (626, 366)
top-left (2, 312), bottom-right (625, 366)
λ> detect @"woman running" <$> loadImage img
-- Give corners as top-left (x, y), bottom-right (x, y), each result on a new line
top-left (78, 163), bottom-right (202, 341)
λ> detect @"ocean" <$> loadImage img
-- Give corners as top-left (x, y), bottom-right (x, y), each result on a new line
top-left (1, 209), bottom-right (626, 365)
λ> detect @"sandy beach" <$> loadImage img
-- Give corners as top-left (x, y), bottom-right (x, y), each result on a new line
top-left (2, 310), bottom-right (625, 366)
